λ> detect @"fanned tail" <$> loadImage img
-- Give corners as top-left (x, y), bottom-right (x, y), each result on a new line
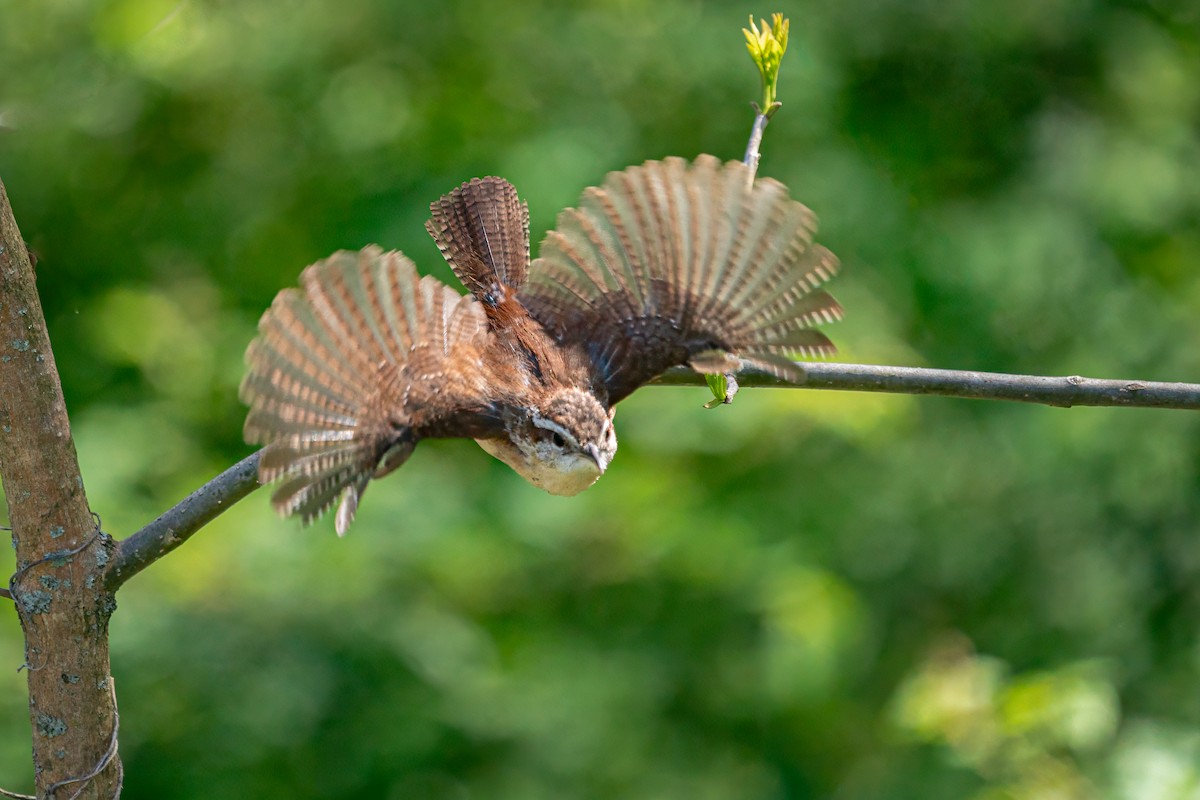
top-left (426, 177), bottom-right (530, 308)
top-left (240, 246), bottom-right (481, 535)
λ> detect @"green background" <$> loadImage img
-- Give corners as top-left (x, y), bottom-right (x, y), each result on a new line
top-left (2, 0), bottom-right (1200, 797)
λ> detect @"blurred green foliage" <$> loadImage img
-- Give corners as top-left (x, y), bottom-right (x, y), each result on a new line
top-left (2, 0), bottom-right (1200, 797)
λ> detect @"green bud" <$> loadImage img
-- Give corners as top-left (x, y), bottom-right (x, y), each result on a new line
top-left (743, 13), bottom-right (789, 115)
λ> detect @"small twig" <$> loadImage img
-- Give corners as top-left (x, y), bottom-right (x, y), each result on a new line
top-left (656, 361), bottom-right (1200, 410)
top-left (105, 451), bottom-right (262, 591)
top-left (17, 652), bottom-right (47, 673)
top-left (0, 786), bottom-right (34, 799)
top-left (46, 678), bottom-right (121, 800)
top-left (742, 102), bottom-right (780, 184)
top-left (741, 14), bottom-right (787, 184)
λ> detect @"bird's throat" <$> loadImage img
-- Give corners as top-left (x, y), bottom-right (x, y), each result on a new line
top-left (474, 438), bottom-right (602, 496)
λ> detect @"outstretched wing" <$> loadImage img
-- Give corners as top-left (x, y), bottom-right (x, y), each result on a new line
top-left (240, 246), bottom-right (495, 535)
top-left (520, 155), bottom-right (842, 404)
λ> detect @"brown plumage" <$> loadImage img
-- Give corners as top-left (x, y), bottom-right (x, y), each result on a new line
top-left (521, 155), bottom-right (840, 402)
top-left (240, 156), bottom-right (843, 534)
top-left (427, 176), bottom-right (529, 308)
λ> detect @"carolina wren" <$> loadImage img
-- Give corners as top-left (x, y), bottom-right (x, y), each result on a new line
top-left (241, 155), bottom-right (842, 535)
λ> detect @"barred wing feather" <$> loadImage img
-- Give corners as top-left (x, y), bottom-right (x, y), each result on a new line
top-left (240, 245), bottom-right (491, 535)
top-left (521, 155), bottom-right (842, 404)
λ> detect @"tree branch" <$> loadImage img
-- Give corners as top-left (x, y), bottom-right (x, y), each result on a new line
top-left (105, 451), bottom-right (262, 591)
top-left (655, 362), bottom-right (1200, 410)
top-left (110, 358), bottom-right (1198, 590)
top-left (102, 24), bottom-right (1200, 585)
top-left (0, 176), bottom-right (122, 796)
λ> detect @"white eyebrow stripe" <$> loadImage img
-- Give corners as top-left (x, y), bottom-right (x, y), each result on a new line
top-left (530, 413), bottom-right (578, 446)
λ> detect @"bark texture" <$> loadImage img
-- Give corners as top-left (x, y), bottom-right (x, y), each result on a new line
top-left (0, 179), bottom-right (120, 797)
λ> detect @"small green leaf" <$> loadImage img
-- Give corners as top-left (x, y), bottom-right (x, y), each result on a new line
top-left (703, 372), bottom-right (740, 407)
top-left (705, 373), bottom-right (728, 408)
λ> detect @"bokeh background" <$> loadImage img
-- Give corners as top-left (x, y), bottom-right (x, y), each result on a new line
top-left (3, 0), bottom-right (1200, 797)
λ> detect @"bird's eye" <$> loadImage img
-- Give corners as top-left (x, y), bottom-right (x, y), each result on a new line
top-left (551, 432), bottom-right (566, 448)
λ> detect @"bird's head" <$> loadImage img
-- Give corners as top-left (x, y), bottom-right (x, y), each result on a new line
top-left (477, 388), bottom-right (617, 496)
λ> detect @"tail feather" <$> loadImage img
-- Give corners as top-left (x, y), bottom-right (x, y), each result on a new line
top-left (426, 177), bottom-right (530, 305)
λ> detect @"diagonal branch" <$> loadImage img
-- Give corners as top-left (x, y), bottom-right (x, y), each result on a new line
top-left (104, 451), bottom-right (262, 591)
top-left (108, 359), bottom-right (1200, 592)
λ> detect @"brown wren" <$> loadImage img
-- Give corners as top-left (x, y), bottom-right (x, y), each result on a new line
top-left (240, 155), bottom-right (842, 535)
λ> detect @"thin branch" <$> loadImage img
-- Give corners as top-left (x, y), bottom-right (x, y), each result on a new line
top-left (741, 102), bottom-right (780, 184)
top-left (111, 360), bottom-right (1198, 588)
top-left (655, 362), bottom-right (1200, 410)
top-left (104, 451), bottom-right (262, 591)
top-left (742, 108), bottom-right (770, 180)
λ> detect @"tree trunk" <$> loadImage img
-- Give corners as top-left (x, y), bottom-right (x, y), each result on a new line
top-left (0, 179), bottom-right (121, 797)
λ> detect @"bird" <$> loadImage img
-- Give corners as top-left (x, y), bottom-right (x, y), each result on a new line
top-left (240, 155), bottom-right (842, 535)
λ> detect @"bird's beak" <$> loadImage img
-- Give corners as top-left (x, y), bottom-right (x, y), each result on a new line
top-left (584, 443), bottom-right (606, 472)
